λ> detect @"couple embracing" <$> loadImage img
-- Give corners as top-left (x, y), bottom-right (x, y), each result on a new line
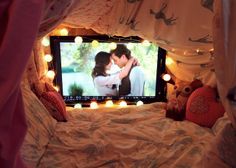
top-left (92, 44), bottom-right (145, 96)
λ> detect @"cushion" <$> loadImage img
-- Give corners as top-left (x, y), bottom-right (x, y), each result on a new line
top-left (166, 79), bottom-right (203, 121)
top-left (40, 91), bottom-right (67, 122)
top-left (31, 80), bottom-right (47, 97)
top-left (186, 86), bottom-right (225, 128)
top-left (21, 86), bottom-right (57, 167)
top-left (31, 80), bottom-right (67, 122)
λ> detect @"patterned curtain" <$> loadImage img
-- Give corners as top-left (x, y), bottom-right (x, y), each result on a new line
top-left (201, 1), bottom-right (236, 167)
top-left (0, 1), bottom-right (45, 167)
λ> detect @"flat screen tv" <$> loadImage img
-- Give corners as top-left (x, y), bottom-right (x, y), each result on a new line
top-left (50, 35), bottom-right (166, 106)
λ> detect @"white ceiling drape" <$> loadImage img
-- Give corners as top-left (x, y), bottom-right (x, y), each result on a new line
top-left (63, 0), bottom-right (216, 88)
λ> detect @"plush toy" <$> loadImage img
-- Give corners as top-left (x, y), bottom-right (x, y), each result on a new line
top-left (166, 79), bottom-right (203, 121)
top-left (186, 86), bottom-right (225, 128)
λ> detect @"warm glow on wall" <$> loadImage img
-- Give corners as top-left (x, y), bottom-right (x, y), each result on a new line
top-left (41, 37), bottom-right (50, 47)
top-left (53, 85), bottom-right (59, 92)
top-left (142, 40), bottom-right (150, 47)
top-left (60, 28), bottom-right (69, 36)
top-left (165, 57), bottom-right (174, 66)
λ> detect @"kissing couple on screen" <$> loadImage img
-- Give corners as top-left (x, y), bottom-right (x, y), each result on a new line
top-left (91, 44), bottom-right (145, 96)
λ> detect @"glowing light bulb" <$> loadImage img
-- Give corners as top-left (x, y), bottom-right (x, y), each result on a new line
top-left (74, 36), bottom-right (83, 45)
top-left (46, 70), bottom-right (55, 79)
top-left (109, 42), bottom-right (117, 50)
top-left (105, 100), bottom-right (113, 107)
top-left (41, 37), bottom-right (50, 47)
top-left (136, 100), bottom-right (144, 106)
top-left (162, 74), bottom-right (171, 82)
top-left (91, 40), bottom-right (99, 48)
top-left (90, 102), bottom-right (98, 109)
top-left (142, 40), bottom-right (150, 47)
top-left (44, 54), bottom-right (53, 62)
top-left (119, 100), bottom-right (127, 107)
top-left (60, 28), bottom-right (69, 36)
top-left (74, 103), bottom-right (82, 109)
top-left (165, 57), bottom-right (174, 66)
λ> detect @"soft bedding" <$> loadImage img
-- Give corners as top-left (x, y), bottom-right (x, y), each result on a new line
top-left (21, 87), bottom-right (220, 168)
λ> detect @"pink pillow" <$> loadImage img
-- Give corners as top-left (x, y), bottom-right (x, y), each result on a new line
top-left (186, 86), bottom-right (225, 128)
top-left (40, 91), bottom-right (67, 122)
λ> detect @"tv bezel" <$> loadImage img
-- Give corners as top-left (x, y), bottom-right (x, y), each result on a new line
top-left (50, 35), bottom-right (167, 106)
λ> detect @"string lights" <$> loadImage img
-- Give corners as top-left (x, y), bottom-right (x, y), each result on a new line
top-left (60, 28), bottom-right (69, 36)
top-left (119, 100), bottom-right (127, 107)
top-left (74, 36), bottom-right (83, 45)
top-left (105, 100), bottom-right (114, 107)
top-left (41, 37), bottom-right (50, 47)
top-left (41, 27), bottom-right (153, 108)
top-left (44, 54), bottom-right (53, 62)
top-left (90, 101), bottom-right (98, 109)
top-left (136, 100), bottom-right (144, 106)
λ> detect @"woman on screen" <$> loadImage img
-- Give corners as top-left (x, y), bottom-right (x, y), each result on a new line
top-left (91, 51), bottom-right (136, 96)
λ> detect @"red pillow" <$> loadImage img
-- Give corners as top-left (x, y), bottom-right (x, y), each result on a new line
top-left (186, 86), bottom-right (225, 128)
top-left (40, 91), bottom-right (67, 122)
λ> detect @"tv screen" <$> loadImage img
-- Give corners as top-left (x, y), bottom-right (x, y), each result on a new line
top-left (50, 35), bottom-right (166, 106)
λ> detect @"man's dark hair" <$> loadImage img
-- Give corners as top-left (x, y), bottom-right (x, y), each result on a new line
top-left (110, 44), bottom-right (131, 59)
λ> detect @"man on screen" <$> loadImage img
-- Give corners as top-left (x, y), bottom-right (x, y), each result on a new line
top-left (110, 44), bottom-right (145, 96)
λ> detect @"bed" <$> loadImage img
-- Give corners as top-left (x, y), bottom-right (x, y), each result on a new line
top-left (20, 85), bottom-right (230, 168)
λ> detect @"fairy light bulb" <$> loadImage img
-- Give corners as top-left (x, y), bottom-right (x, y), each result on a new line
top-left (162, 73), bottom-right (171, 82)
top-left (136, 100), bottom-right (144, 106)
top-left (105, 100), bottom-right (114, 107)
top-left (119, 100), bottom-right (127, 107)
top-left (109, 42), bottom-right (117, 50)
top-left (74, 103), bottom-right (82, 109)
top-left (46, 70), bottom-right (55, 79)
top-left (44, 54), bottom-right (53, 62)
top-left (41, 37), bottom-right (50, 47)
top-left (91, 40), bottom-right (99, 48)
top-left (142, 40), bottom-right (150, 47)
top-left (90, 101), bottom-right (98, 109)
top-left (74, 36), bottom-right (83, 45)
top-left (165, 57), bottom-right (174, 66)
top-left (60, 28), bottom-right (69, 36)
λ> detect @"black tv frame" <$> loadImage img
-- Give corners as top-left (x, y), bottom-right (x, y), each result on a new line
top-left (50, 35), bottom-right (167, 106)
